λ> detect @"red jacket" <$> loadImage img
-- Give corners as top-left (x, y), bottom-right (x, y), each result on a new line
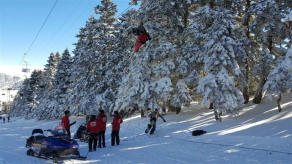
top-left (138, 33), bottom-right (147, 43)
top-left (86, 120), bottom-right (100, 133)
top-left (98, 113), bottom-right (107, 131)
top-left (61, 116), bottom-right (70, 131)
top-left (111, 114), bottom-right (123, 131)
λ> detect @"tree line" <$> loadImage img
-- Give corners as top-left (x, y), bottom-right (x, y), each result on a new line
top-left (9, 0), bottom-right (292, 120)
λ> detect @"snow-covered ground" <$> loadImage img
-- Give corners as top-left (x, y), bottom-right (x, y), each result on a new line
top-left (0, 94), bottom-right (291, 164)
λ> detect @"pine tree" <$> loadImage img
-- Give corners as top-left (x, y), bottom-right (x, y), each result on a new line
top-left (89, 0), bottom-right (118, 114)
top-left (197, 68), bottom-right (244, 117)
top-left (50, 48), bottom-right (72, 119)
top-left (9, 78), bottom-right (30, 117)
top-left (195, 1), bottom-right (246, 119)
top-left (70, 0), bottom-right (118, 116)
top-left (249, 0), bottom-right (291, 104)
top-left (25, 70), bottom-right (42, 119)
top-left (115, 0), bottom-right (198, 115)
top-left (263, 46), bottom-right (292, 112)
top-left (35, 53), bottom-right (59, 119)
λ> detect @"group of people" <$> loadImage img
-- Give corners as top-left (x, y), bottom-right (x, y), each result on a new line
top-left (61, 108), bottom-right (165, 152)
top-left (61, 110), bottom-right (123, 152)
top-left (1, 116), bottom-right (10, 123)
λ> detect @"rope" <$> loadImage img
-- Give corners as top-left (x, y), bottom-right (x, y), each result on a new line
top-left (108, 114), bottom-right (132, 149)
top-left (14, 0), bottom-right (59, 73)
top-left (120, 115), bottom-right (132, 138)
top-left (165, 136), bottom-right (292, 155)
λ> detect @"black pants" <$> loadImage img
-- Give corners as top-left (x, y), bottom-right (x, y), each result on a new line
top-left (66, 130), bottom-right (71, 138)
top-left (111, 131), bottom-right (120, 146)
top-left (98, 131), bottom-right (106, 147)
top-left (150, 123), bottom-right (156, 135)
top-left (88, 133), bottom-right (99, 150)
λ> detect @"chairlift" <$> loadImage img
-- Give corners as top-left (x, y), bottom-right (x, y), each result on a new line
top-left (22, 61), bottom-right (31, 73)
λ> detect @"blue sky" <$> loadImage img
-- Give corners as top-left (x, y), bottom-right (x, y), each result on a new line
top-left (0, 0), bottom-right (135, 74)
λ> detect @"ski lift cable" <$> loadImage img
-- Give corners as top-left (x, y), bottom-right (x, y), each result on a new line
top-left (115, 4), bottom-right (134, 19)
top-left (31, 0), bottom-right (84, 66)
top-left (35, 0), bottom-right (96, 64)
top-left (14, 0), bottom-right (59, 73)
top-left (35, 2), bottom-right (134, 65)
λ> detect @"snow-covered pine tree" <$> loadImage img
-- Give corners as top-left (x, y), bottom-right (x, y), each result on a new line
top-left (197, 68), bottom-right (244, 118)
top-left (263, 46), bottom-right (292, 112)
top-left (116, 0), bottom-right (198, 115)
top-left (114, 57), bottom-right (153, 116)
top-left (35, 53), bottom-right (59, 119)
top-left (195, 0), bottom-right (246, 119)
top-left (40, 53), bottom-right (59, 90)
top-left (249, 0), bottom-right (291, 104)
top-left (9, 78), bottom-right (30, 117)
top-left (89, 0), bottom-right (118, 115)
top-left (25, 70), bottom-right (42, 119)
top-left (70, 0), bottom-right (118, 116)
top-left (55, 51), bottom-right (61, 62)
top-left (69, 26), bottom-right (88, 116)
top-left (69, 16), bottom-right (98, 116)
top-left (108, 9), bottom-right (145, 116)
top-left (50, 48), bottom-right (72, 119)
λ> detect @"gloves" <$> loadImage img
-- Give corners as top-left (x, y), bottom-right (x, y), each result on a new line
top-left (164, 120), bottom-right (166, 122)
top-left (71, 121), bottom-right (76, 126)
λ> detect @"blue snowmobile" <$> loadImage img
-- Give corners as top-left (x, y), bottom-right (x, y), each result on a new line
top-left (25, 125), bottom-right (86, 163)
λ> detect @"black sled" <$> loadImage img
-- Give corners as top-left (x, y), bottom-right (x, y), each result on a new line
top-left (73, 123), bottom-right (89, 143)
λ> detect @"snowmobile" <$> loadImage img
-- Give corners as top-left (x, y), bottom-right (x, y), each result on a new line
top-left (73, 123), bottom-right (89, 143)
top-left (25, 125), bottom-right (86, 163)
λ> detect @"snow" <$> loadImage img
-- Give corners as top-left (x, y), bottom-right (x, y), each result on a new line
top-left (0, 94), bottom-right (291, 164)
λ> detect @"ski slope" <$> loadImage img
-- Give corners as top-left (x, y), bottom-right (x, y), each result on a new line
top-left (0, 94), bottom-right (291, 164)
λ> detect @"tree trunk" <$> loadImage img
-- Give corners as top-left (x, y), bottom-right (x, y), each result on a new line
top-left (214, 109), bottom-right (218, 120)
top-left (209, 0), bottom-right (216, 8)
top-left (214, 109), bottom-right (222, 122)
top-left (140, 109), bottom-right (145, 118)
top-left (168, 105), bottom-right (181, 114)
top-left (176, 107), bottom-right (181, 114)
top-left (252, 78), bottom-right (267, 104)
top-left (141, 104), bottom-right (148, 118)
top-left (243, 0), bottom-right (251, 104)
top-left (162, 100), bottom-right (166, 113)
top-left (243, 86), bottom-right (249, 104)
top-left (277, 94), bottom-right (282, 112)
top-left (209, 103), bottom-right (214, 109)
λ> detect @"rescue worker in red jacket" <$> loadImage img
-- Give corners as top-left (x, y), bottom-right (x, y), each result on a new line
top-left (111, 111), bottom-right (123, 146)
top-left (61, 110), bottom-right (76, 138)
top-left (86, 115), bottom-right (100, 152)
top-left (134, 29), bottom-right (148, 52)
top-left (98, 110), bottom-right (107, 148)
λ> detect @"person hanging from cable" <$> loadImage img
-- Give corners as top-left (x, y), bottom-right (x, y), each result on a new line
top-left (133, 23), bottom-right (151, 53)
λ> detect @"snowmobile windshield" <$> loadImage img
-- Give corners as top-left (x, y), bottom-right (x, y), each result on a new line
top-left (46, 125), bottom-right (68, 138)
